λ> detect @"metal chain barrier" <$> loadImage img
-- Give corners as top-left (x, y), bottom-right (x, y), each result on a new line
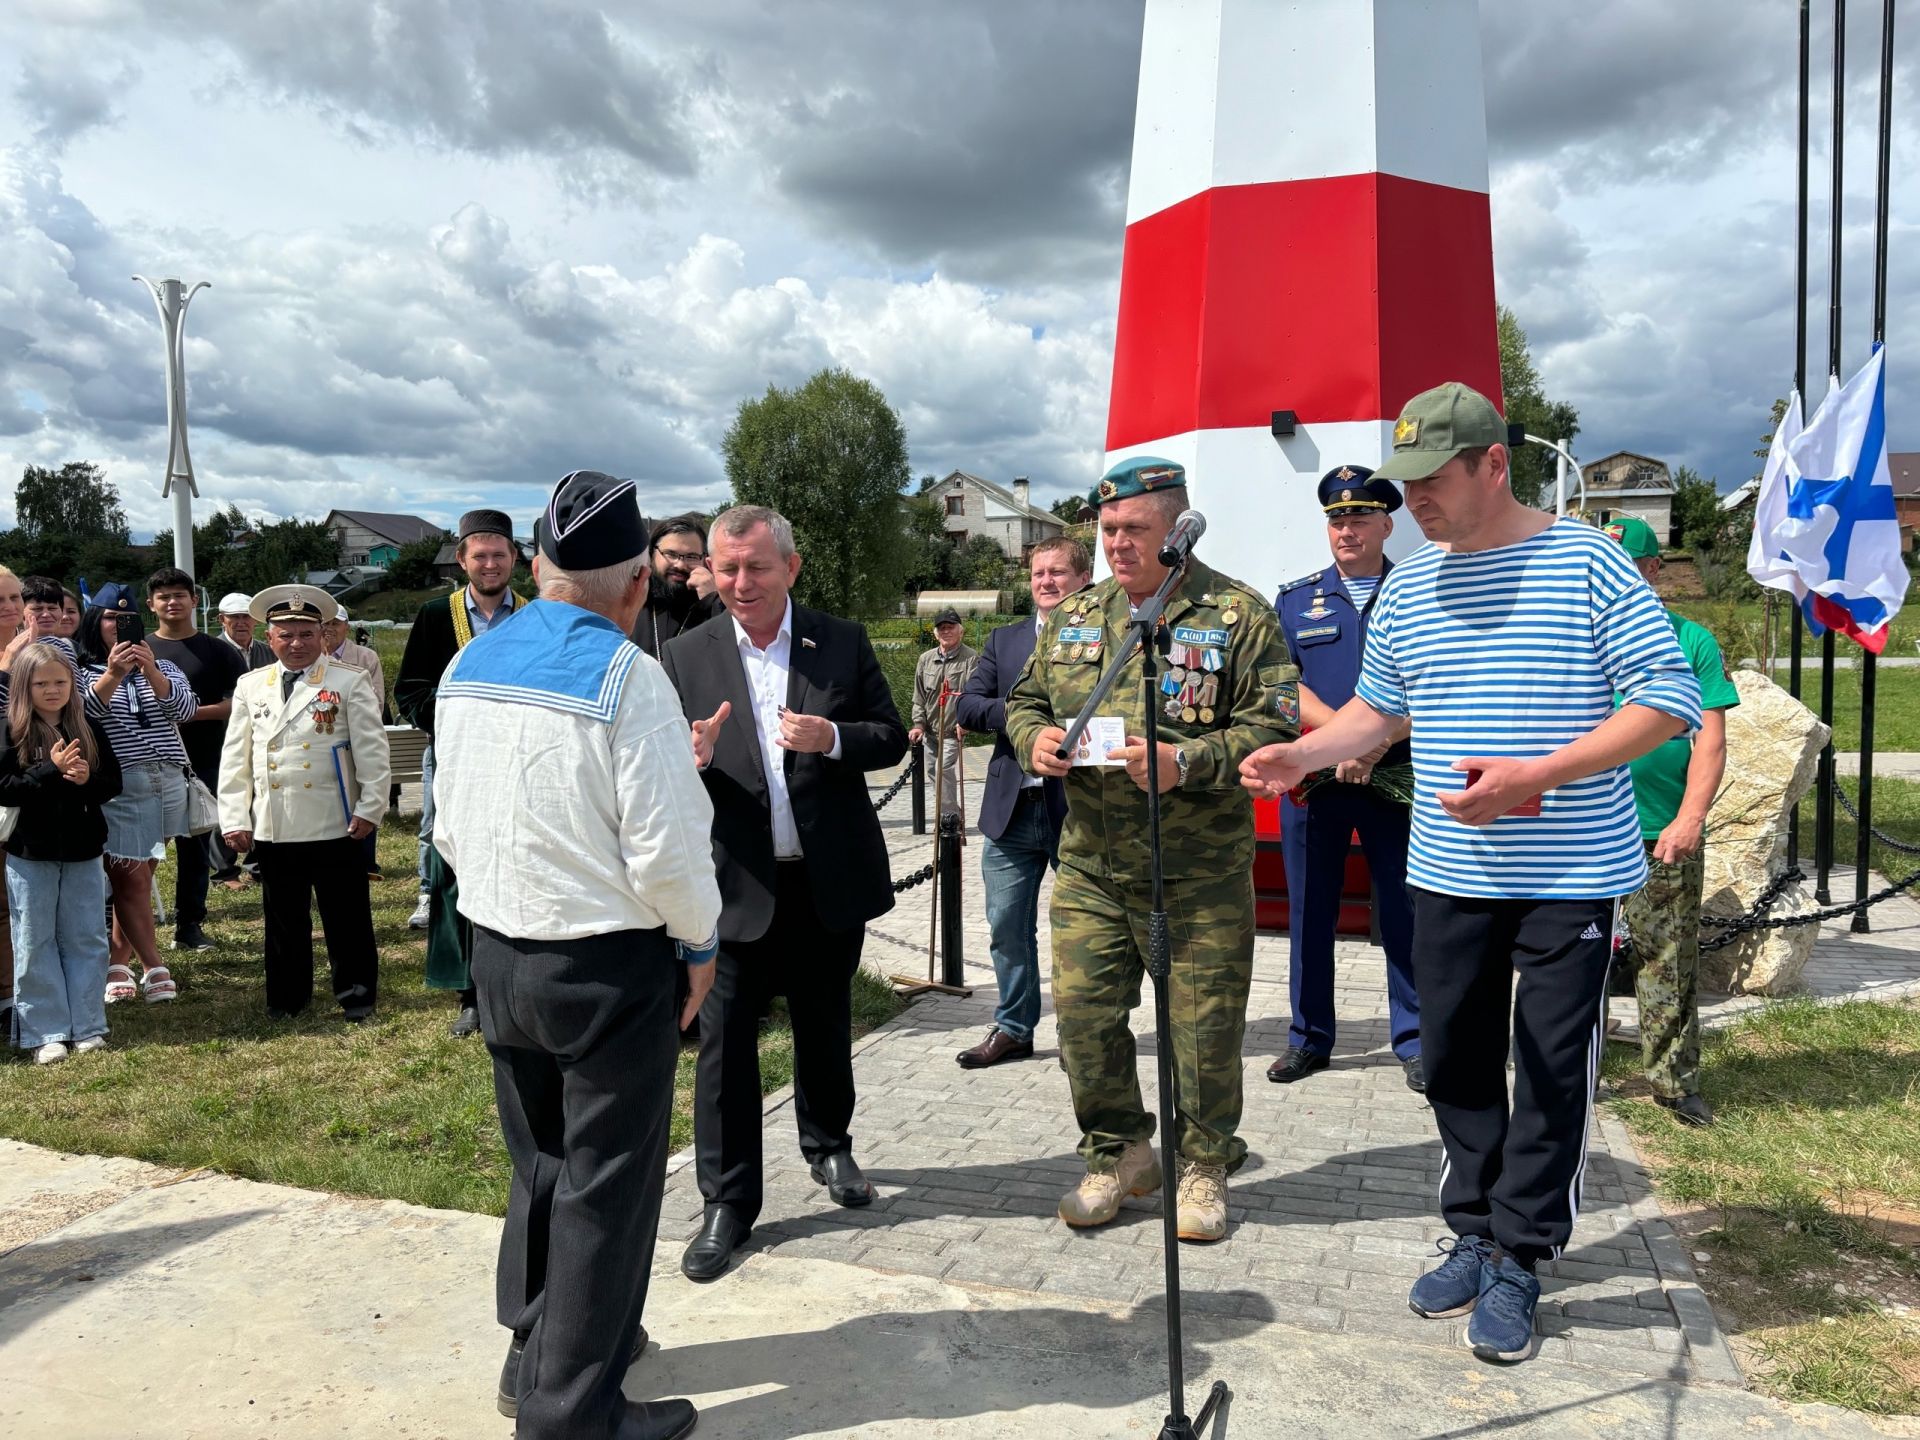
top-left (892, 862), bottom-right (934, 893)
top-left (872, 759), bottom-right (914, 814)
top-left (1699, 862), bottom-right (1920, 952)
top-left (1833, 779), bottom-right (1920, 856)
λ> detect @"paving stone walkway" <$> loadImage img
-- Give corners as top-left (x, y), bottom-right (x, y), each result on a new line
top-left (650, 752), bottom-right (1920, 1388)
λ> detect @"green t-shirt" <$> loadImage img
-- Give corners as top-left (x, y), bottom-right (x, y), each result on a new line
top-left (1623, 613), bottom-right (1740, 839)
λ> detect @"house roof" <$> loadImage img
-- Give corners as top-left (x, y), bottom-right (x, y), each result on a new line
top-left (1581, 451), bottom-right (1674, 495)
top-left (1892, 451), bottom-right (1920, 498)
top-left (324, 509), bottom-right (448, 547)
top-left (938, 470), bottom-right (1066, 529)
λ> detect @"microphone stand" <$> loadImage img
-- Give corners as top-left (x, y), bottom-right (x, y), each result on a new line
top-left (1056, 551), bottom-right (1229, 1440)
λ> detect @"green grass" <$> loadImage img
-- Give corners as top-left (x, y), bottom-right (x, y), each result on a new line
top-left (1670, 599), bottom-right (1920, 669)
top-left (1797, 773), bottom-right (1920, 887)
top-left (0, 821), bottom-right (904, 1215)
top-left (1605, 999), bottom-right (1920, 1413)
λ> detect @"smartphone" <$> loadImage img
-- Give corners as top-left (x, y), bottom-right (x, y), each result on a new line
top-left (113, 611), bottom-right (143, 646)
top-left (1463, 769), bottom-right (1542, 818)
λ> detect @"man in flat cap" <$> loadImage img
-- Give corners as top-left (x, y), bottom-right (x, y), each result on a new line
top-left (433, 470), bottom-right (717, 1440)
top-left (1268, 465), bottom-right (1422, 1094)
top-left (631, 514), bottom-right (722, 660)
top-left (1240, 383), bottom-right (1700, 1363)
top-left (218, 584), bottom-right (391, 1021)
top-left (394, 507), bottom-right (524, 1035)
top-left (216, 592), bottom-right (275, 671)
top-left (909, 604), bottom-right (978, 830)
top-left (1005, 456), bottom-right (1300, 1243)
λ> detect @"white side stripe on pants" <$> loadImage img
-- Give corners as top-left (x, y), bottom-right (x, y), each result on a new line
top-left (1554, 897), bottom-right (1620, 1260)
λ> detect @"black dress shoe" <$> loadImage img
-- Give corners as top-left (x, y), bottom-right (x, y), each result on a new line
top-left (809, 1150), bottom-right (874, 1207)
top-left (1266, 1048), bottom-right (1331, 1084)
top-left (498, 1326), bottom-right (649, 1418)
top-left (342, 1007), bottom-right (374, 1024)
top-left (1402, 1056), bottom-right (1427, 1094)
top-left (448, 1005), bottom-right (481, 1038)
top-left (681, 1209), bottom-right (751, 1281)
top-left (1655, 1093), bottom-right (1714, 1127)
top-left (612, 1398), bottom-right (699, 1440)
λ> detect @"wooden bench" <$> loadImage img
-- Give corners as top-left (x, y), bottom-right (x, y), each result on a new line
top-left (385, 725), bottom-right (430, 786)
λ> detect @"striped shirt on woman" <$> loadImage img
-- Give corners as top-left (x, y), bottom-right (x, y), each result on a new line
top-left (1355, 518), bottom-right (1701, 900)
top-left (79, 657), bottom-right (197, 766)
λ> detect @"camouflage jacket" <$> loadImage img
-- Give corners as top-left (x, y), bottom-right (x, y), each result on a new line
top-left (1005, 558), bottom-right (1299, 884)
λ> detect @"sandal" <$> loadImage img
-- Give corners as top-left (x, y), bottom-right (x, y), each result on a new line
top-left (141, 966), bottom-right (178, 1004)
top-left (104, 964), bottom-right (138, 1004)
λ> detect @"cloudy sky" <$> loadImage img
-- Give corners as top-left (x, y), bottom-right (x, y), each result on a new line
top-left (1, 0), bottom-right (1914, 538)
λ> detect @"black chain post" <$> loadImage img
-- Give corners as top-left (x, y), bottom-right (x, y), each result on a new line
top-left (938, 812), bottom-right (965, 988)
top-left (910, 741), bottom-right (927, 835)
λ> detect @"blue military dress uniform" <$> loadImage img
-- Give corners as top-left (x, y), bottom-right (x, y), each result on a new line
top-left (1275, 467), bottom-right (1420, 1066)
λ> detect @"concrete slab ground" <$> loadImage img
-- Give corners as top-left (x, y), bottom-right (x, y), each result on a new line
top-left (0, 1143), bottom-right (1896, 1439)
top-left (3, 750), bottom-right (1916, 1437)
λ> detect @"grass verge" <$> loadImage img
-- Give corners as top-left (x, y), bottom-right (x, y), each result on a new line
top-left (1604, 998), bottom-right (1920, 1414)
top-left (0, 819), bottom-right (904, 1216)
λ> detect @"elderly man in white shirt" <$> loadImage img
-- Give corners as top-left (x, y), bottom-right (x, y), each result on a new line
top-left (432, 470), bottom-right (716, 1440)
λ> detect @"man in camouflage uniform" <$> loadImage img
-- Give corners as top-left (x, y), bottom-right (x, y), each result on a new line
top-left (1608, 516), bottom-right (1736, 1127)
top-left (1006, 456), bottom-right (1299, 1242)
top-left (909, 606), bottom-right (978, 829)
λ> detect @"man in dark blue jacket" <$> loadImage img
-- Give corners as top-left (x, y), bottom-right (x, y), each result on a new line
top-left (951, 536), bottom-right (1088, 1068)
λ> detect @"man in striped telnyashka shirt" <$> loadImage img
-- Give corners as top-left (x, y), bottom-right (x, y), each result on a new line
top-left (1241, 383), bottom-right (1702, 1365)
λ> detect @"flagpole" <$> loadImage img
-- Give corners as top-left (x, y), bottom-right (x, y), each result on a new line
top-left (1852, 0), bottom-right (1895, 932)
top-left (1787, 0), bottom-right (1813, 872)
top-left (1813, 0), bottom-right (1845, 907)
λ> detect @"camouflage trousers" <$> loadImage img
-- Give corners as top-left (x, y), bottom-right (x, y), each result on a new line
top-left (1049, 862), bottom-right (1255, 1173)
top-left (1619, 843), bottom-right (1704, 1100)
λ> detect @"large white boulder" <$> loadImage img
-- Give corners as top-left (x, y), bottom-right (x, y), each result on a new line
top-left (1697, 669), bottom-right (1831, 995)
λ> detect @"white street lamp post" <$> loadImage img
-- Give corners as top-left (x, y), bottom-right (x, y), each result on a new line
top-left (1525, 433), bottom-right (1583, 515)
top-left (132, 276), bottom-right (210, 576)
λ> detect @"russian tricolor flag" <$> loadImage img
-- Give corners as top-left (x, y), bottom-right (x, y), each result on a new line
top-left (1747, 346), bottom-right (1909, 653)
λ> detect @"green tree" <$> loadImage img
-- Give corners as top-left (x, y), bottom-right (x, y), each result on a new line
top-left (1753, 395), bottom-right (1791, 466)
top-left (14, 461), bottom-right (129, 543)
top-left (1669, 466), bottom-right (1725, 550)
top-left (899, 495), bottom-right (958, 595)
top-left (1497, 306), bottom-right (1580, 509)
top-left (722, 367), bottom-right (912, 618)
top-left (201, 516), bottom-right (340, 598)
top-left (955, 534), bottom-right (1008, 590)
top-left (386, 535), bottom-right (448, 589)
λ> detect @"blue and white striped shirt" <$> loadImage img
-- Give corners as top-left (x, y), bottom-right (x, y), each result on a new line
top-left (79, 659), bottom-right (197, 767)
top-left (1355, 519), bottom-right (1701, 900)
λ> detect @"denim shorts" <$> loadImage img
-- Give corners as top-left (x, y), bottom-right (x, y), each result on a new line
top-left (103, 760), bottom-right (190, 862)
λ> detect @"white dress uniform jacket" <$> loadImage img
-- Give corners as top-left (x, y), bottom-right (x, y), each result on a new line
top-left (218, 655), bottom-right (392, 842)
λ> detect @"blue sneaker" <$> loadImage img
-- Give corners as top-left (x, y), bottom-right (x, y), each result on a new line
top-left (1467, 1253), bottom-right (1541, 1363)
top-left (1407, 1235), bottom-right (1495, 1318)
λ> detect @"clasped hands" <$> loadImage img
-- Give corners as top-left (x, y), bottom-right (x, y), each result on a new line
top-left (690, 700), bottom-right (836, 768)
top-left (48, 737), bottom-right (89, 785)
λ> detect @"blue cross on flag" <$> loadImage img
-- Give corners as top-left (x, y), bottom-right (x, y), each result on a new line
top-left (1746, 345), bottom-right (1907, 653)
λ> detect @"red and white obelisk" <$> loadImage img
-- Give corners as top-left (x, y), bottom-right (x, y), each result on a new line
top-left (1104, 0), bottom-right (1503, 598)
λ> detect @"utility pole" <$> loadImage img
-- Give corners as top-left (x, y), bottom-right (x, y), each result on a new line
top-left (132, 276), bottom-right (210, 576)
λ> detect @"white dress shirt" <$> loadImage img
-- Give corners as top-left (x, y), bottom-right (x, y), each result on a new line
top-left (730, 598), bottom-right (841, 859)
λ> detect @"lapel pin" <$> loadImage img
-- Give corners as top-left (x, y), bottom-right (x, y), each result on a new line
top-left (800, 637), bottom-right (816, 649)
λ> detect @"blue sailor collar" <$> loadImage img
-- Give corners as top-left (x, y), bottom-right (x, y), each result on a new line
top-left (440, 598), bottom-right (639, 722)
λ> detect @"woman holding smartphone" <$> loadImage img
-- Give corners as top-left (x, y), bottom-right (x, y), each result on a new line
top-left (74, 584), bottom-right (196, 1005)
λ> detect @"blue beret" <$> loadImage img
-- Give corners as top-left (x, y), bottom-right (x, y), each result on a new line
top-left (1095, 455), bottom-right (1186, 506)
top-left (1317, 465), bottom-right (1401, 517)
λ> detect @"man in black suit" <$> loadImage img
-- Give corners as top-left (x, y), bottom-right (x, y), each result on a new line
top-left (660, 504), bottom-right (909, 1282)
top-left (951, 536), bottom-right (1088, 1068)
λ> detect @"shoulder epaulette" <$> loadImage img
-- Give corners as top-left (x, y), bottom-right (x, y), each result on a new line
top-left (1277, 569), bottom-right (1324, 595)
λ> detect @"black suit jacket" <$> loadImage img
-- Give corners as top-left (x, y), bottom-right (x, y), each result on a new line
top-left (954, 618), bottom-right (1068, 844)
top-left (662, 603), bottom-right (909, 944)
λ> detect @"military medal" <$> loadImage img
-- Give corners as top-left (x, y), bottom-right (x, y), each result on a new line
top-left (1181, 705), bottom-right (1196, 723)
top-left (1222, 608), bottom-right (1239, 626)
top-left (1070, 642), bottom-right (1084, 660)
top-left (311, 690), bottom-right (342, 734)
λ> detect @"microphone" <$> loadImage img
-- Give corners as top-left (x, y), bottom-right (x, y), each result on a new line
top-left (1157, 509), bottom-right (1207, 566)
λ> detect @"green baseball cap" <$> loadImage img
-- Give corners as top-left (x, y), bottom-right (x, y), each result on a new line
top-left (1373, 382), bottom-right (1509, 482)
top-left (1603, 515), bottom-right (1661, 559)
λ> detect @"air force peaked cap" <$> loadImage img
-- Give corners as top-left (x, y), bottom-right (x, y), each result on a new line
top-left (1317, 464), bottom-right (1402, 518)
top-left (251, 584), bottom-right (335, 625)
top-left (534, 470), bottom-right (649, 570)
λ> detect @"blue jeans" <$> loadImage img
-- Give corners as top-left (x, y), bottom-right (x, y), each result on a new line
top-left (8, 855), bottom-right (109, 1049)
top-left (979, 792), bottom-right (1056, 1042)
top-left (415, 741), bottom-right (436, 889)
